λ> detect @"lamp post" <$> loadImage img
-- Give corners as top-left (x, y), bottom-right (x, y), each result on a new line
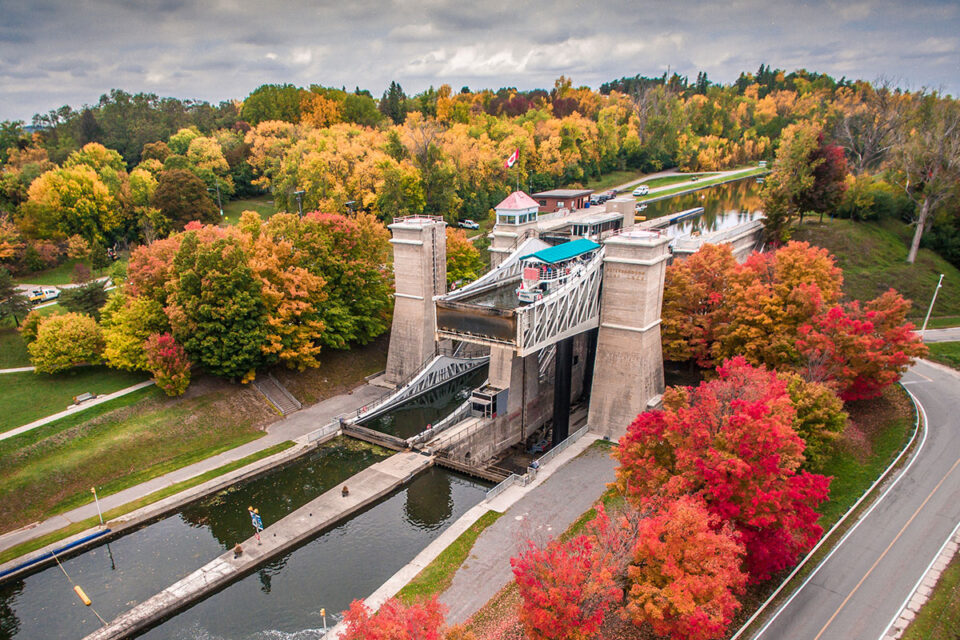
top-left (208, 182), bottom-right (223, 217)
top-left (293, 190), bottom-right (305, 218)
top-left (91, 487), bottom-right (103, 526)
top-left (921, 274), bottom-right (944, 339)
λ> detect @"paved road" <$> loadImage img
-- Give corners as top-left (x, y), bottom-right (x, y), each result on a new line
top-left (754, 359), bottom-right (960, 640)
top-left (922, 327), bottom-right (960, 342)
top-left (439, 442), bottom-right (616, 624)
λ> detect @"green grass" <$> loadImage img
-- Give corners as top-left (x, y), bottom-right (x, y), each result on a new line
top-left (637, 166), bottom-right (767, 201)
top-left (903, 551), bottom-right (960, 639)
top-left (0, 325), bottom-right (30, 369)
top-left (0, 381), bottom-right (273, 531)
top-left (13, 260), bottom-right (92, 285)
top-left (792, 218), bottom-right (960, 320)
top-left (927, 342), bottom-right (960, 370)
top-left (641, 173), bottom-right (710, 189)
top-left (0, 367), bottom-right (148, 433)
top-left (0, 440), bottom-right (296, 566)
top-left (578, 169), bottom-right (648, 193)
top-left (222, 195), bottom-right (279, 225)
top-left (397, 510), bottom-right (504, 603)
top-left (922, 316), bottom-right (960, 329)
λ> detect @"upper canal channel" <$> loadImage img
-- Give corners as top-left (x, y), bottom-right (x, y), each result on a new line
top-left (644, 175), bottom-right (764, 238)
top-left (0, 368), bottom-right (489, 640)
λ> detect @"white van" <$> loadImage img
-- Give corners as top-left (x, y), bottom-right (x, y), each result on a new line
top-left (28, 287), bottom-right (60, 304)
top-left (632, 185), bottom-right (650, 196)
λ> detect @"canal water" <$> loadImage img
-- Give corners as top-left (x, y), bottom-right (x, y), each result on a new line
top-left (0, 366), bottom-right (491, 640)
top-left (359, 367), bottom-right (487, 439)
top-left (643, 177), bottom-right (764, 238)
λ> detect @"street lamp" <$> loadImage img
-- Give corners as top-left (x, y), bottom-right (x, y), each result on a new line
top-left (293, 190), bottom-right (306, 218)
top-left (208, 182), bottom-right (223, 217)
top-left (921, 274), bottom-right (944, 339)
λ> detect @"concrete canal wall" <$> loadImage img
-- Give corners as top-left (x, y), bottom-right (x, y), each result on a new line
top-left (83, 451), bottom-right (433, 640)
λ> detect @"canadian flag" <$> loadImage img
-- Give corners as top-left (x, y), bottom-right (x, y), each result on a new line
top-left (505, 148), bottom-right (519, 169)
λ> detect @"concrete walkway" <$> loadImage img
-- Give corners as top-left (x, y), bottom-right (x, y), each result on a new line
top-left (440, 441), bottom-right (616, 624)
top-left (0, 380), bottom-right (156, 442)
top-left (0, 381), bottom-right (384, 555)
top-left (0, 366), bottom-right (35, 374)
top-left (921, 327), bottom-right (960, 342)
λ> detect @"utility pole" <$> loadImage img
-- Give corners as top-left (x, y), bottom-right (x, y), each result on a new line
top-left (921, 274), bottom-right (944, 339)
top-left (293, 190), bottom-right (305, 218)
top-left (208, 182), bottom-right (223, 217)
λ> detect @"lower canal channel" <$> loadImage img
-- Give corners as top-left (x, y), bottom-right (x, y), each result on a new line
top-left (0, 370), bottom-right (490, 640)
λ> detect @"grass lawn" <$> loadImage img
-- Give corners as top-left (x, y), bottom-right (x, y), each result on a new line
top-left (0, 324), bottom-right (30, 369)
top-left (13, 260), bottom-right (93, 285)
top-left (927, 342), bottom-right (960, 370)
top-left (0, 377), bottom-right (278, 532)
top-left (792, 218), bottom-right (960, 322)
top-left (0, 366), bottom-right (148, 433)
top-left (579, 169), bottom-right (648, 193)
top-left (397, 510), bottom-right (504, 604)
top-left (922, 316), bottom-right (960, 329)
top-left (903, 551), bottom-right (960, 639)
top-left (222, 195), bottom-right (280, 225)
top-left (0, 440), bottom-right (295, 566)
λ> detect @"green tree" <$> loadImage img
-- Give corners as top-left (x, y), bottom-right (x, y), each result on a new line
top-left (446, 228), bottom-right (484, 286)
top-left (241, 84), bottom-right (304, 125)
top-left (779, 372), bottom-right (848, 471)
top-left (60, 280), bottom-right (108, 319)
top-left (90, 239), bottom-right (112, 273)
top-left (0, 268), bottom-right (30, 327)
top-left (170, 230), bottom-right (267, 381)
top-left (760, 121), bottom-right (821, 242)
top-left (28, 312), bottom-right (104, 373)
top-left (151, 169), bottom-right (220, 232)
top-left (22, 165), bottom-right (119, 242)
top-left (380, 81), bottom-right (408, 125)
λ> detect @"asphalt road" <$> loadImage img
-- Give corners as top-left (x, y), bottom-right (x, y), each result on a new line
top-left (754, 359), bottom-right (960, 640)
top-left (921, 327), bottom-right (960, 343)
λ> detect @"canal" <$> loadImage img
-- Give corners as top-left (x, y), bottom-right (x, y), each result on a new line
top-left (0, 372), bottom-right (490, 640)
top-left (643, 176), bottom-right (764, 238)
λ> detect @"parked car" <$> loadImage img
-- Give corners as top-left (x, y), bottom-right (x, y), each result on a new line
top-left (589, 194), bottom-right (604, 205)
top-left (28, 287), bottom-right (59, 304)
top-left (458, 219), bottom-right (480, 230)
top-left (632, 185), bottom-right (650, 196)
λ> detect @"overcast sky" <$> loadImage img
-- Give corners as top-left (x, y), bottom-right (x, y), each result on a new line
top-left (1, 0), bottom-right (958, 122)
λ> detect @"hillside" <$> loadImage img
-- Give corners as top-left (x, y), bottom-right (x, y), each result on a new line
top-left (791, 218), bottom-right (960, 323)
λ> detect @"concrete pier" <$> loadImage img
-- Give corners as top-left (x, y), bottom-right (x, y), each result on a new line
top-left (83, 452), bottom-right (432, 640)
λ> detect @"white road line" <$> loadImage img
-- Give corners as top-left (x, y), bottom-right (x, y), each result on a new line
top-left (752, 387), bottom-right (929, 639)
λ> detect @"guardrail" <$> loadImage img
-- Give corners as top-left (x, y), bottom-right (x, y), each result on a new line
top-left (303, 421), bottom-right (341, 443)
top-left (534, 425), bottom-right (590, 467)
top-left (485, 472), bottom-right (531, 500)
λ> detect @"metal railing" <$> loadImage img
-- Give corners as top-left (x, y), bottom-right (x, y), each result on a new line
top-left (392, 215), bottom-right (443, 224)
top-left (304, 420), bottom-right (341, 443)
top-left (485, 472), bottom-right (532, 500)
top-left (534, 425), bottom-right (590, 467)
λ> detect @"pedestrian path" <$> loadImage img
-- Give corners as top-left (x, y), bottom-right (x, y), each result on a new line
top-left (0, 380), bottom-right (155, 442)
top-left (0, 366), bottom-right (34, 374)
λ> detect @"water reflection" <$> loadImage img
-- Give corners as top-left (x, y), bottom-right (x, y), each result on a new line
top-left (405, 468), bottom-right (452, 529)
top-left (644, 178), bottom-right (764, 239)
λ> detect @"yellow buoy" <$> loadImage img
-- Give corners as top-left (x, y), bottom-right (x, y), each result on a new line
top-left (74, 585), bottom-right (92, 606)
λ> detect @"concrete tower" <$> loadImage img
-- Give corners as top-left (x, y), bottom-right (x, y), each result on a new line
top-left (587, 229), bottom-right (671, 439)
top-left (385, 216), bottom-right (447, 385)
top-left (489, 191), bottom-right (541, 267)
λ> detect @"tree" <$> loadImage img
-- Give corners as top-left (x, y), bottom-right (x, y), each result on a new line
top-left (380, 81), bottom-right (408, 125)
top-left (241, 84), bottom-right (304, 125)
top-left (144, 332), bottom-right (191, 395)
top-left (238, 212), bottom-right (327, 370)
top-left (445, 228), bottom-right (484, 287)
top-left (169, 229), bottom-right (267, 381)
top-left (794, 138), bottom-right (848, 223)
top-left (151, 169), bottom-right (220, 232)
top-left (779, 372), bottom-right (847, 471)
top-left (512, 534), bottom-right (622, 640)
top-left (90, 239), bottom-right (112, 273)
top-left (22, 164), bottom-right (119, 242)
top-left (625, 496), bottom-right (747, 640)
top-left (661, 243), bottom-right (738, 367)
top-left (614, 357), bottom-right (831, 582)
top-left (59, 280), bottom-right (108, 319)
top-left (0, 213), bottom-right (23, 261)
top-left (797, 289), bottom-right (927, 401)
top-left (715, 241), bottom-right (843, 369)
top-left (66, 234), bottom-right (90, 260)
top-left (340, 596), bottom-right (446, 640)
top-left (890, 93), bottom-right (960, 263)
top-left (833, 80), bottom-right (904, 174)
top-left (0, 268), bottom-right (30, 327)
top-left (760, 121), bottom-right (822, 241)
top-left (101, 290), bottom-right (170, 370)
top-left (18, 309), bottom-right (45, 344)
top-left (28, 312), bottom-right (104, 373)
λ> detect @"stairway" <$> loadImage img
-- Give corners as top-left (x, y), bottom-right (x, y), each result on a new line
top-left (253, 374), bottom-right (302, 416)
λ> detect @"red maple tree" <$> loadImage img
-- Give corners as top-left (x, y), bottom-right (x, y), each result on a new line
top-left (340, 596), bottom-right (447, 640)
top-left (614, 357), bottom-right (831, 582)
